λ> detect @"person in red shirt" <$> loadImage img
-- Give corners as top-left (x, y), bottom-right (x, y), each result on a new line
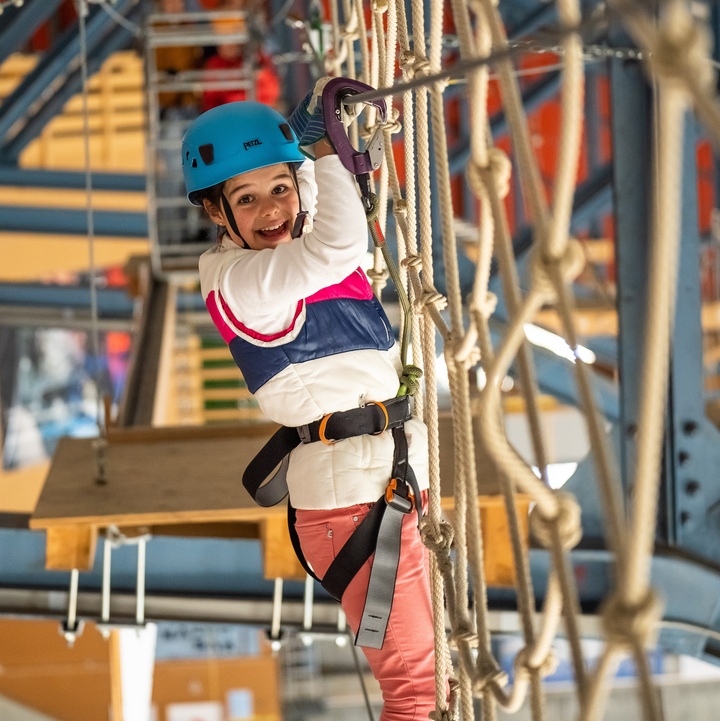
top-left (202, 20), bottom-right (280, 111)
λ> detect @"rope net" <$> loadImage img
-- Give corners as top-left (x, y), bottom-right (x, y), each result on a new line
top-left (321, 0), bottom-right (715, 719)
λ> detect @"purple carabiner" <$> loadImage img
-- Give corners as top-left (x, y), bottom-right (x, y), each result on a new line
top-left (321, 77), bottom-right (387, 176)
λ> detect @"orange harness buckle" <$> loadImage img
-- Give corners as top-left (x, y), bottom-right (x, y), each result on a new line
top-left (366, 401), bottom-right (389, 435)
top-left (318, 412), bottom-right (336, 445)
top-left (385, 478), bottom-right (415, 511)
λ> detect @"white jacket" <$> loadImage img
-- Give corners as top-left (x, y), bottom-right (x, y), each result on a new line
top-left (199, 155), bottom-right (428, 509)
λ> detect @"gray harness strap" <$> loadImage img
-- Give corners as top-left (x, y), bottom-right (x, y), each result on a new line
top-left (355, 492), bottom-right (412, 649)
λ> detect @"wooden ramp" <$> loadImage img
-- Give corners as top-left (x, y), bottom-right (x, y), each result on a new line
top-left (31, 418), bottom-right (530, 586)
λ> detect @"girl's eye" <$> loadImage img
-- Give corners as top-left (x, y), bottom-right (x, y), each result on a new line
top-left (238, 195), bottom-right (253, 204)
top-left (272, 184), bottom-right (288, 195)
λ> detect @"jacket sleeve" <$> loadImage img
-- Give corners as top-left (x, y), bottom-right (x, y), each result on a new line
top-left (218, 155), bottom-right (369, 316)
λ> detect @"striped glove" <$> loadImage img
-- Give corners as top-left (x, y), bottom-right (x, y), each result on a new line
top-left (288, 77), bottom-right (336, 160)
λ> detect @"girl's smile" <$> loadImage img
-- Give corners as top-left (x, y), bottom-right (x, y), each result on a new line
top-left (204, 164), bottom-right (301, 250)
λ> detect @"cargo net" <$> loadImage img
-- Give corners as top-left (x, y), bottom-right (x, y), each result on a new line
top-left (320, 0), bottom-right (720, 719)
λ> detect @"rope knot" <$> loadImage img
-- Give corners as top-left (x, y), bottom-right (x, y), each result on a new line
top-left (529, 492), bottom-right (582, 550)
top-left (400, 50), bottom-right (431, 79)
top-left (419, 516), bottom-right (454, 553)
top-left (399, 364), bottom-right (423, 396)
top-left (488, 148), bottom-right (512, 199)
top-left (530, 238), bottom-right (585, 300)
top-left (453, 343), bottom-right (481, 369)
top-left (399, 50), bottom-right (416, 72)
top-left (401, 254), bottom-right (422, 271)
top-left (447, 627), bottom-right (479, 650)
top-left (367, 267), bottom-right (390, 283)
top-left (513, 646), bottom-right (558, 681)
top-left (600, 590), bottom-right (663, 649)
top-left (393, 198), bottom-right (408, 216)
top-left (466, 148), bottom-right (512, 201)
top-left (340, 17), bottom-right (359, 42)
top-left (383, 108), bottom-right (402, 134)
top-left (429, 710), bottom-right (456, 721)
top-left (649, 3), bottom-right (713, 92)
top-left (470, 291), bottom-right (497, 320)
top-left (416, 290), bottom-right (447, 315)
top-left (472, 662), bottom-right (508, 695)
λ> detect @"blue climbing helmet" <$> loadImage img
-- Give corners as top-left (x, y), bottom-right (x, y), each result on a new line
top-left (182, 101), bottom-right (306, 205)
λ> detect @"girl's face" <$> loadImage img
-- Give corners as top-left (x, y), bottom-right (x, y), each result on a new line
top-left (205, 164), bottom-right (300, 250)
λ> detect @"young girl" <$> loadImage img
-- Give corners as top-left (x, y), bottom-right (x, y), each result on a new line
top-left (183, 96), bottom-right (437, 721)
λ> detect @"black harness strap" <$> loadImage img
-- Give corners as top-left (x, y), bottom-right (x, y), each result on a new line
top-left (297, 396), bottom-right (410, 444)
top-left (287, 503), bottom-right (322, 582)
top-left (243, 425), bottom-right (301, 507)
top-left (320, 500), bottom-right (386, 600)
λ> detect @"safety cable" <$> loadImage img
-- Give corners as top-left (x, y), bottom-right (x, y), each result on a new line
top-left (78, 0), bottom-right (100, 376)
top-left (97, 0), bottom-right (143, 37)
top-left (349, 629), bottom-right (376, 721)
top-left (77, 0), bottom-right (108, 485)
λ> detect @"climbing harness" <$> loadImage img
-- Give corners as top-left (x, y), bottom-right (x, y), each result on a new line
top-left (243, 395), bottom-right (421, 649)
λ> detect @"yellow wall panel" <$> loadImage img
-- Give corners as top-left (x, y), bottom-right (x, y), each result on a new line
top-left (0, 233), bottom-right (149, 281)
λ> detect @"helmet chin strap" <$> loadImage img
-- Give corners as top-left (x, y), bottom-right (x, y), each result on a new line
top-left (221, 193), bottom-right (250, 249)
top-left (220, 165), bottom-right (307, 249)
top-left (289, 164), bottom-right (308, 239)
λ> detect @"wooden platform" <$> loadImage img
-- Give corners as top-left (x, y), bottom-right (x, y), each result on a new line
top-left (30, 419), bottom-right (530, 586)
top-left (29, 423), bottom-right (308, 577)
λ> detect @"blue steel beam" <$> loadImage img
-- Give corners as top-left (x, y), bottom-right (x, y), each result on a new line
top-left (0, 0), bottom-right (66, 67)
top-left (502, 2), bottom-right (556, 37)
top-left (569, 164), bottom-right (613, 233)
top-left (0, 0), bottom-right (133, 146)
top-left (611, 52), bottom-right (650, 500)
top-left (0, 166), bottom-right (145, 192)
top-left (0, 283), bottom-right (135, 316)
top-left (1, 2), bottom-right (144, 163)
top-left (0, 206), bottom-right (147, 236)
top-left (666, 115), bottom-right (720, 552)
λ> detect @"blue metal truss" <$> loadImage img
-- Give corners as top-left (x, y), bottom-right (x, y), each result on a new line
top-left (0, 283), bottom-right (135, 316)
top-left (1, 1), bottom-right (145, 163)
top-left (0, 205), bottom-right (148, 236)
top-left (0, 0), bottom-right (136, 158)
top-left (0, 0), bottom-right (66, 67)
top-left (0, 166), bottom-right (145, 191)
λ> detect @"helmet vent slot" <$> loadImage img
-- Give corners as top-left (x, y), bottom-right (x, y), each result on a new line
top-left (191, 158), bottom-right (198, 168)
top-left (199, 144), bottom-right (214, 164)
top-left (279, 123), bottom-right (293, 142)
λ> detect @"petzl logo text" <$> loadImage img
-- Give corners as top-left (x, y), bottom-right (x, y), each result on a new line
top-left (243, 139), bottom-right (262, 150)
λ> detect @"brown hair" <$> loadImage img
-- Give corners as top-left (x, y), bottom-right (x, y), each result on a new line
top-left (194, 180), bottom-right (226, 242)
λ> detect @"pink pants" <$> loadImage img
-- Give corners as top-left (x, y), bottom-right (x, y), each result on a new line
top-left (294, 491), bottom-right (436, 721)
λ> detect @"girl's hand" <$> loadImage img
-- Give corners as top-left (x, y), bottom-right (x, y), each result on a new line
top-left (312, 137), bottom-right (336, 159)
